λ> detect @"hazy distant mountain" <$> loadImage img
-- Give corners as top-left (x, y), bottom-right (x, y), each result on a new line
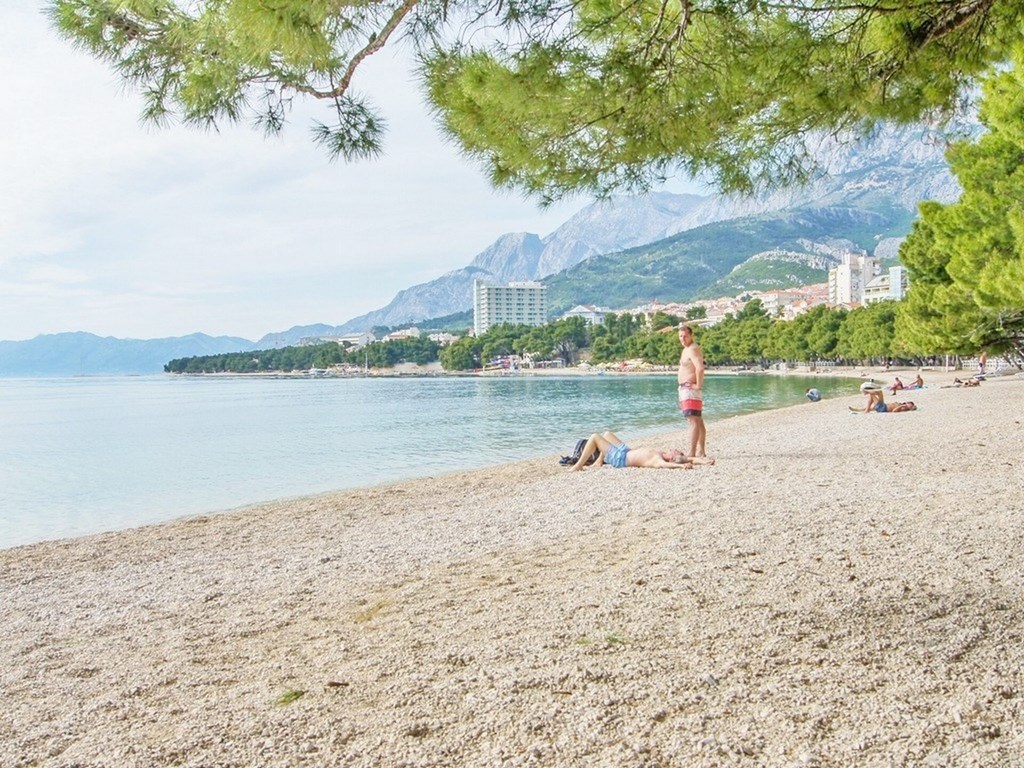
top-left (335, 194), bottom-right (708, 333)
top-left (254, 324), bottom-right (342, 349)
top-left (0, 332), bottom-right (256, 376)
top-left (334, 124), bottom-right (961, 332)
top-left (335, 235), bottom-right (538, 333)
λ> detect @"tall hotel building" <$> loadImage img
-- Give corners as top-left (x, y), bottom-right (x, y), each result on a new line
top-left (828, 253), bottom-right (881, 306)
top-left (472, 279), bottom-right (549, 335)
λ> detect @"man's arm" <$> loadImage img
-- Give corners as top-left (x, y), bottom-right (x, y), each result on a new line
top-left (691, 345), bottom-right (705, 389)
top-left (639, 453), bottom-right (693, 469)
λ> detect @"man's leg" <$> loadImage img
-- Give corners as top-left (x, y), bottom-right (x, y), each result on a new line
top-left (572, 433), bottom-right (612, 471)
top-left (695, 416), bottom-right (707, 458)
top-left (687, 415), bottom-right (700, 459)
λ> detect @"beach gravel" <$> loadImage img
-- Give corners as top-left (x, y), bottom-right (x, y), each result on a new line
top-left (2, 372), bottom-right (1022, 766)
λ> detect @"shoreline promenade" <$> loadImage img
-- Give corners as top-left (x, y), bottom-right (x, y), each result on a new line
top-left (3, 372), bottom-right (1022, 766)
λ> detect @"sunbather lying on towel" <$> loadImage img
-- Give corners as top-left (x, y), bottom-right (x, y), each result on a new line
top-left (570, 431), bottom-right (714, 471)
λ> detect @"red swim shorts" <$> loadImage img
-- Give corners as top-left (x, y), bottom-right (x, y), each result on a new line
top-left (678, 384), bottom-right (703, 417)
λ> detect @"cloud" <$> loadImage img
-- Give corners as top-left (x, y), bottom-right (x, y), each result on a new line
top-left (0, 7), bottom-right (583, 341)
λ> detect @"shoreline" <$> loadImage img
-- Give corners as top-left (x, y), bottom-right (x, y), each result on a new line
top-left (3, 370), bottom-right (1022, 765)
top-left (1, 368), bottom-right (862, 553)
top-left (167, 361), bottom-right (954, 380)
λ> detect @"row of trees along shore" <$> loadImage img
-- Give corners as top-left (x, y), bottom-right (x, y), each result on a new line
top-left (165, 298), bottom-right (1017, 375)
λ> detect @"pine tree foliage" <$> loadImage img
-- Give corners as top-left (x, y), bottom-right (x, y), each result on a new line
top-left (49, 0), bottom-right (1024, 196)
top-left (896, 45), bottom-right (1024, 358)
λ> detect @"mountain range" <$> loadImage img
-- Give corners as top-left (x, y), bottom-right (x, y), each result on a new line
top-left (0, 124), bottom-right (963, 375)
top-left (329, 124), bottom-right (959, 332)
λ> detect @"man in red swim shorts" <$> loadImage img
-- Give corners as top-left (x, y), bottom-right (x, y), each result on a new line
top-left (677, 324), bottom-right (708, 460)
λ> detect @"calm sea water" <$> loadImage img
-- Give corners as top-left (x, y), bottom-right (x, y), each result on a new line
top-left (0, 373), bottom-right (853, 549)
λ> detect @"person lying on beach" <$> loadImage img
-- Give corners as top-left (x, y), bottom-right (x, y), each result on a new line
top-left (945, 378), bottom-right (981, 388)
top-left (570, 431), bottom-right (713, 471)
top-left (886, 401), bottom-right (917, 412)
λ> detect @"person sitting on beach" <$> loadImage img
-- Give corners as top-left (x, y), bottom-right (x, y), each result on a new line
top-left (805, 387), bottom-right (822, 402)
top-left (888, 376), bottom-right (904, 392)
top-left (851, 386), bottom-right (887, 413)
top-left (849, 387), bottom-right (916, 413)
top-left (570, 431), bottom-right (710, 471)
top-left (907, 373), bottom-right (924, 389)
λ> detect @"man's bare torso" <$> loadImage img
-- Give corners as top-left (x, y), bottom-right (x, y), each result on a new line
top-left (678, 346), bottom-right (701, 386)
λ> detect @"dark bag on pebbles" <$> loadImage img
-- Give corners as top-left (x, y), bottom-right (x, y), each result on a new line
top-left (559, 438), bottom-right (598, 466)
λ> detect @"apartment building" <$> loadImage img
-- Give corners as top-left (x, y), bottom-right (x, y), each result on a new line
top-left (472, 279), bottom-right (549, 335)
top-left (828, 253), bottom-right (882, 306)
top-left (863, 266), bottom-right (910, 304)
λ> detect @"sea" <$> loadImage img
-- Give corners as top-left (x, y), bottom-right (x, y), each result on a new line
top-left (0, 373), bottom-right (855, 550)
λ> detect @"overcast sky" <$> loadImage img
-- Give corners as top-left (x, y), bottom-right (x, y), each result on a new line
top-left (1, 6), bottom-right (668, 342)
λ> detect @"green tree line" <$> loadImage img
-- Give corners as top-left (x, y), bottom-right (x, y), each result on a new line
top-left (165, 337), bottom-right (440, 374)
top-left (167, 297), bottom-right (1003, 376)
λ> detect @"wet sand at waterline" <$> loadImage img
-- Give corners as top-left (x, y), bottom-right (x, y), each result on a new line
top-left (2, 370), bottom-right (1022, 766)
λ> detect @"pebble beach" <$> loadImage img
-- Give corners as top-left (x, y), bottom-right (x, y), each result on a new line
top-left (2, 370), bottom-right (1022, 767)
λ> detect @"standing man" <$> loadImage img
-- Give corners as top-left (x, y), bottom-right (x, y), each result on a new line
top-left (677, 323), bottom-right (707, 459)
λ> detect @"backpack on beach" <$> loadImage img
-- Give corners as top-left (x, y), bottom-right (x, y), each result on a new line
top-left (559, 438), bottom-right (599, 466)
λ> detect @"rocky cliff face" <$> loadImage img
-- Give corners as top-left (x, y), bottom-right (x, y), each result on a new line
top-left (666, 125), bottom-right (961, 236)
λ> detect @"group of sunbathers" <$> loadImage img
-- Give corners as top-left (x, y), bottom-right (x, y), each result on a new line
top-left (572, 372), bottom-right (929, 472)
top-left (887, 373), bottom-right (924, 392)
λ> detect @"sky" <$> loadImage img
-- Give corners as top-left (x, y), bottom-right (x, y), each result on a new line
top-left (0, 6), bottom-right (695, 343)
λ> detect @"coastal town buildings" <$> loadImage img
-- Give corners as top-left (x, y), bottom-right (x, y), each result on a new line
top-left (862, 266), bottom-right (909, 304)
top-left (828, 253), bottom-right (881, 306)
top-left (628, 283), bottom-right (830, 327)
top-left (757, 284), bottom-right (830, 320)
top-left (472, 279), bottom-right (548, 335)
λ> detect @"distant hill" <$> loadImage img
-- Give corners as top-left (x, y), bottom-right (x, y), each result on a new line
top-left (0, 332), bottom-right (256, 376)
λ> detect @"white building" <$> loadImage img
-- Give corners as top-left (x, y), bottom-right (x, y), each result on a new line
top-left (427, 332), bottom-right (459, 346)
top-left (384, 326), bottom-right (421, 341)
top-left (472, 279), bottom-right (548, 335)
top-left (863, 266), bottom-right (909, 304)
top-left (561, 304), bottom-right (611, 325)
top-left (828, 253), bottom-right (882, 306)
top-left (304, 332), bottom-right (375, 349)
